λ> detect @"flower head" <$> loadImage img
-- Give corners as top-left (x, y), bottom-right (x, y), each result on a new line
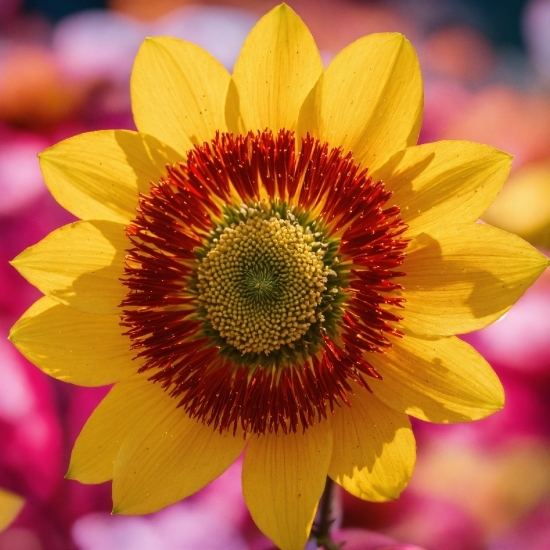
top-left (9, 5), bottom-right (549, 550)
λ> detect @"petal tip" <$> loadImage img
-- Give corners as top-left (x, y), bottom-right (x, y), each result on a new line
top-left (143, 36), bottom-right (162, 46)
top-left (493, 387), bottom-right (506, 412)
top-left (472, 377), bottom-right (505, 420)
top-left (384, 31), bottom-right (408, 44)
top-left (37, 145), bottom-right (56, 164)
top-left (110, 498), bottom-right (137, 516)
top-left (7, 252), bottom-right (32, 283)
top-left (65, 461), bottom-right (84, 481)
top-left (273, 2), bottom-right (292, 13)
top-left (264, 2), bottom-right (302, 25)
top-left (495, 149), bottom-right (514, 170)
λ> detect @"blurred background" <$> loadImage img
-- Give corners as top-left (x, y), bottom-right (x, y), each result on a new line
top-left (1, 0), bottom-right (550, 549)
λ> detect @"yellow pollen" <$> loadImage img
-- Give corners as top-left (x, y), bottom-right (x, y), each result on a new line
top-left (197, 212), bottom-right (329, 355)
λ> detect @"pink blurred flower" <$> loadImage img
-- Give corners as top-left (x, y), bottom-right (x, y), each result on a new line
top-left (490, 498), bottom-right (550, 550)
top-left (382, 496), bottom-right (484, 550)
top-left (0, 130), bottom-right (50, 217)
top-left (332, 528), bottom-right (427, 550)
top-left (420, 80), bottom-right (472, 144)
top-left (408, 436), bottom-right (550, 544)
top-left (439, 86), bottom-right (550, 169)
top-left (463, 264), bottom-right (550, 376)
top-left (421, 25), bottom-right (496, 83)
top-left (72, 459), bottom-right (249, 550)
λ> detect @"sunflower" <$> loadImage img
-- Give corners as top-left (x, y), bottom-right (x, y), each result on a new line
top-left (9, 5), bottom-right (549, 550)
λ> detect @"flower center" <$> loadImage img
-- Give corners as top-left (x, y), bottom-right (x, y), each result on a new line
top-left (121, 129), bottom-right (407, 436)
top-left (194, 201), bottom-right (344, 365)
top-left (198, 208), bottom-right (328, 355)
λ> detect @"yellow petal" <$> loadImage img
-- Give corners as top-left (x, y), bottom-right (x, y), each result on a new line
top-left (328, 389), bottom-right (415, 502)
top-left (0, 489), bottom-right (24, 532)
top-left (112, 395), bottom-right (246, 515)
top-left (68, 376), bottom-right (161, 484)
top-left (230, 4), bottom-right (323, 134)
top-left (371, 141), bottom-right (513, 237)
top-left (11, 220), bottom-right (127, 315)
top-left (9, 297), bottom-right (136, 387)
top-left (369, 335), bottom-right (504, 422)
top-left (242, 422), bottom-right (332, 550)
top-left (401, 223), bottom-right (549, 336)
top-left (131, 37), bottom-right (230, 154)
top-left (39, 130), bottom-right (180, 223)
top-left (315, 33), bottom-right (422, 172)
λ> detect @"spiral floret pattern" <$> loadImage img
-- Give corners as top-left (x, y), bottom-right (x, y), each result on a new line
top-left (197, 204), bottom-right (334, 355)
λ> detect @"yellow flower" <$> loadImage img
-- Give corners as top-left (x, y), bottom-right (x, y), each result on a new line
top-left (0, 489), bottom-right (24, 532)
top-left (9, 5), bottom-right (549, 550)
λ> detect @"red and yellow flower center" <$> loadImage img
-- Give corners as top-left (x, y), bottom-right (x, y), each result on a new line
top-left (192, 200), bottom-right (346, 368)
top-left (121, 129), bottom-right (408, 436)
top-left (196, 203), bottom-right (337, 357)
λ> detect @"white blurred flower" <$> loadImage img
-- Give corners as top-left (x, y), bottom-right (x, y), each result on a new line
top-left (52, 10), bottom-right (147, 85)
top-left (152, 6), bottom-right (256, 71)
top-left (53, 5), bottom-right (256, 89)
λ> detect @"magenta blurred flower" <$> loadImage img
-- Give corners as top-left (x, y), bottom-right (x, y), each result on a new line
top-left (0, 334), bottom-right (67, 549)
top-left (0, 0), bottom-right (22, 28)
top-left (0, 337), bottom-right (62, 501)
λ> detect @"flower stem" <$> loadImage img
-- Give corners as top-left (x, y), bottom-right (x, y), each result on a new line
top-left (311, 476), bottom-right (341, 549)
